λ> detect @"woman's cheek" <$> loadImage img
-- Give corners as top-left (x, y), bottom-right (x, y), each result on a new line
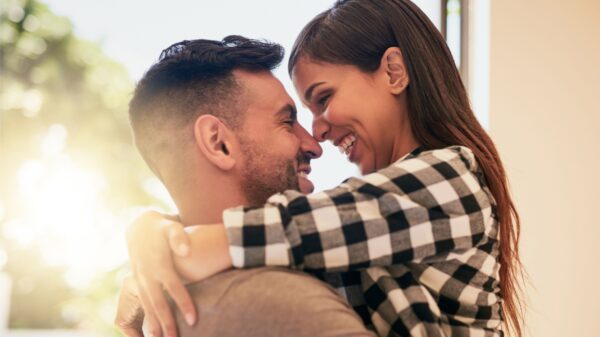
top-left (323, 104), bottom-right (345, 124)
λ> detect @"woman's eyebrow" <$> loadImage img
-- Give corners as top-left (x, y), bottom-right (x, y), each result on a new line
top-left (304, 82), bottom-right (326, 102)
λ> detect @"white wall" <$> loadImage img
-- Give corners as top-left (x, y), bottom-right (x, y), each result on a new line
top-left (490, 0), bottom-right (600, 336)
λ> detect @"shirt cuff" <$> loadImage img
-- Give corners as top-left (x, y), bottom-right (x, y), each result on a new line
top-left (223, 205), bottom-right (292, 268)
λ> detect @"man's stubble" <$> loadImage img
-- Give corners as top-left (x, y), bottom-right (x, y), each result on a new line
top-left (239, 135), bottom-right (299, 206)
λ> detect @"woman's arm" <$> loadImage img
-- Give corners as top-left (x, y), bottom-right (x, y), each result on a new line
top-left (123, 213), bottom-right (232, 337)
top-left (173, 225), bottom-right (232, 282)
top-left (223, 146), bottom-right (495, 272)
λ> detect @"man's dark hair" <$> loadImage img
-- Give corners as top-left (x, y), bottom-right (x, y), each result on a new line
top-left (129, 35), bottom-right (284, 172)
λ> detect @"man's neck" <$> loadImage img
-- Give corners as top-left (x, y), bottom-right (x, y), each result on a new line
top-left (175, 185), bottom-right (248, 226)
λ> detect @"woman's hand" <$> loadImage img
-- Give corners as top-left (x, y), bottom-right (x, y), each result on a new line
top-left (126, 210), bottom-right (196, 337)
top-left (114, 275), bottom-right (144, 337)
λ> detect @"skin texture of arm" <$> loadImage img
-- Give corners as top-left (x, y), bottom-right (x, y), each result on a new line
top-left (173, 224), bottom-right (232, 283)
top-left (123, 211), bottom-right (231, 337)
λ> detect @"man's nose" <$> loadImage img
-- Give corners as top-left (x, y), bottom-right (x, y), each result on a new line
top-left (296, 124), bottom-right (323, 159)
top-left (312, 117), bottom-right (330, 143)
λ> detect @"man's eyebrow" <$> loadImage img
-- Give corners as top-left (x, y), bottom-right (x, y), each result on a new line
top-left (304, 82), bottom-right (325, 102)
top-left (277, 104), bottom-right (297, 120)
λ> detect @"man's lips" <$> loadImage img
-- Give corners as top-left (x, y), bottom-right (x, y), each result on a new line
top-left (297, 163), bottom-right (314, 193)
top-left (297, 164), bottom-right (311, 176)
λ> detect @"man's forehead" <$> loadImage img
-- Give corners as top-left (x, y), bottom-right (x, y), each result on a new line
top-left (234, 69), bottom-right (295, 115)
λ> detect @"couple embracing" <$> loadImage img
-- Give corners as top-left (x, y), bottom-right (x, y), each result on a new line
top-left (115, 1), bottom-right (523, 337)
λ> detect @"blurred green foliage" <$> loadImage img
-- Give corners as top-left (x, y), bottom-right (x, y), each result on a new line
top-left (0, 0), bottom-right (161, 333)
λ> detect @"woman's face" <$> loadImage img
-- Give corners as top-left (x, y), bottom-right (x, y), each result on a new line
top-left (291, 56), bottom-right (414, 174)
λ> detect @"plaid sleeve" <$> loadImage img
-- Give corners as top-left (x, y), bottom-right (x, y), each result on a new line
top-left (223, 146), bottom-right (494, 272)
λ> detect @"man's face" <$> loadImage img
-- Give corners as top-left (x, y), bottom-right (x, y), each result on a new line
top-left (234, 70), bottom-right (322, 205)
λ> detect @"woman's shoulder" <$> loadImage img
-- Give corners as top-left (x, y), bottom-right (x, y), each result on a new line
top-left (390, 145), bottom-right (478, 175)
top-left (342, 144), bottom-right (491, 213)
top-left (342, 145), bottom-right (480, 192)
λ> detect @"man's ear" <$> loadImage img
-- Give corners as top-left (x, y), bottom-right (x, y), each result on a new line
top-left (379, 46), bottom-right (409, 95)
top-left (193, 115), bottom-right (237, 171)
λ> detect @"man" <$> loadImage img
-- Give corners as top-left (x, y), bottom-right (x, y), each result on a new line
top-left (115, 36), bottom-right (374, 337)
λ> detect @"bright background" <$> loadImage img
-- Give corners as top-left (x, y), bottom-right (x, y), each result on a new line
top-left (2, 1), bottom-right (599, 337)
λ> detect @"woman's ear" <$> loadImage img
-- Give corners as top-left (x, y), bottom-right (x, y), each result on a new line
top-left (379, 46), bottom-right (409, 95)
top-left (193, 115), bottom-right (237, 171)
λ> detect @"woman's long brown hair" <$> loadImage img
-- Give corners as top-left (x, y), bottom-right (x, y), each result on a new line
top-left (289, 1), bottom-right (524, 335)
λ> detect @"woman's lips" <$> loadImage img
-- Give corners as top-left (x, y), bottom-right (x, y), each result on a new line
top-left (348, 138), bottom-right (358, 163)
top-left (335, 133), bottom-right (356, 155)
top-left (335, 133), bottom-right (358, 163)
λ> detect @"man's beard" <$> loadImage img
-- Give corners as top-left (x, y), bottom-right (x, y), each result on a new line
top-left (239, 137), bottom-right (299, 206)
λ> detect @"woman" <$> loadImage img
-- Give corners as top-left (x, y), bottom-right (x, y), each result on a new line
top-left (126, 1), bottom-right (523, 336)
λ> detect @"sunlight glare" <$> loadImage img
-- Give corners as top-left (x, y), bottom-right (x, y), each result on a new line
top-left (0, 200), bottom-right (5, 222)
top-left (40, 123), bottom-right (68, 157)
top-left (15, 153), bottom-right (129, 288)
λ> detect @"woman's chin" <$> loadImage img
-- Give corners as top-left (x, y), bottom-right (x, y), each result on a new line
top-left (357, 159), bottom-right (376, 175)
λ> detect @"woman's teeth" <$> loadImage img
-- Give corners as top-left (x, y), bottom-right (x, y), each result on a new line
top-left (338, 134), bottom-right (356, 156)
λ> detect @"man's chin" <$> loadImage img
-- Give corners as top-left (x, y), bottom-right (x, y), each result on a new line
top-left (298, 176), bottom-right (314, 194)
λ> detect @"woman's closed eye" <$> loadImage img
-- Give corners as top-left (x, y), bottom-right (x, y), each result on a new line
top-left (317, 93), bottom-right (331, 107)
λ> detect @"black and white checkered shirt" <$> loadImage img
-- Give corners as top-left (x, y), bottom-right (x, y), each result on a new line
top-left (224, 146), bottom-right (503, 337)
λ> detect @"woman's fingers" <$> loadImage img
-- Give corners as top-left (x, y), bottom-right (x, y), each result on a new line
top-left (115, 277), bottom-right (145, 337)
top-left (162, 273), bottom-right (196, 326)
top-left (120, 327), bottom-right (144, 337)
top-left (125, 210), bottom-right (192, 337)
top-left (144, 279), bottom-right (179, 337)
top-left (166, 223), bottom-right (190, 257)
top-left (138, 289), bottom-right (163, 337)
top-left (127, 210), bottom-right (162, 242)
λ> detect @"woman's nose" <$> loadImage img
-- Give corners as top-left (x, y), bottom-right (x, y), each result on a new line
top-left (312, 117), bottom-right (330, 142)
